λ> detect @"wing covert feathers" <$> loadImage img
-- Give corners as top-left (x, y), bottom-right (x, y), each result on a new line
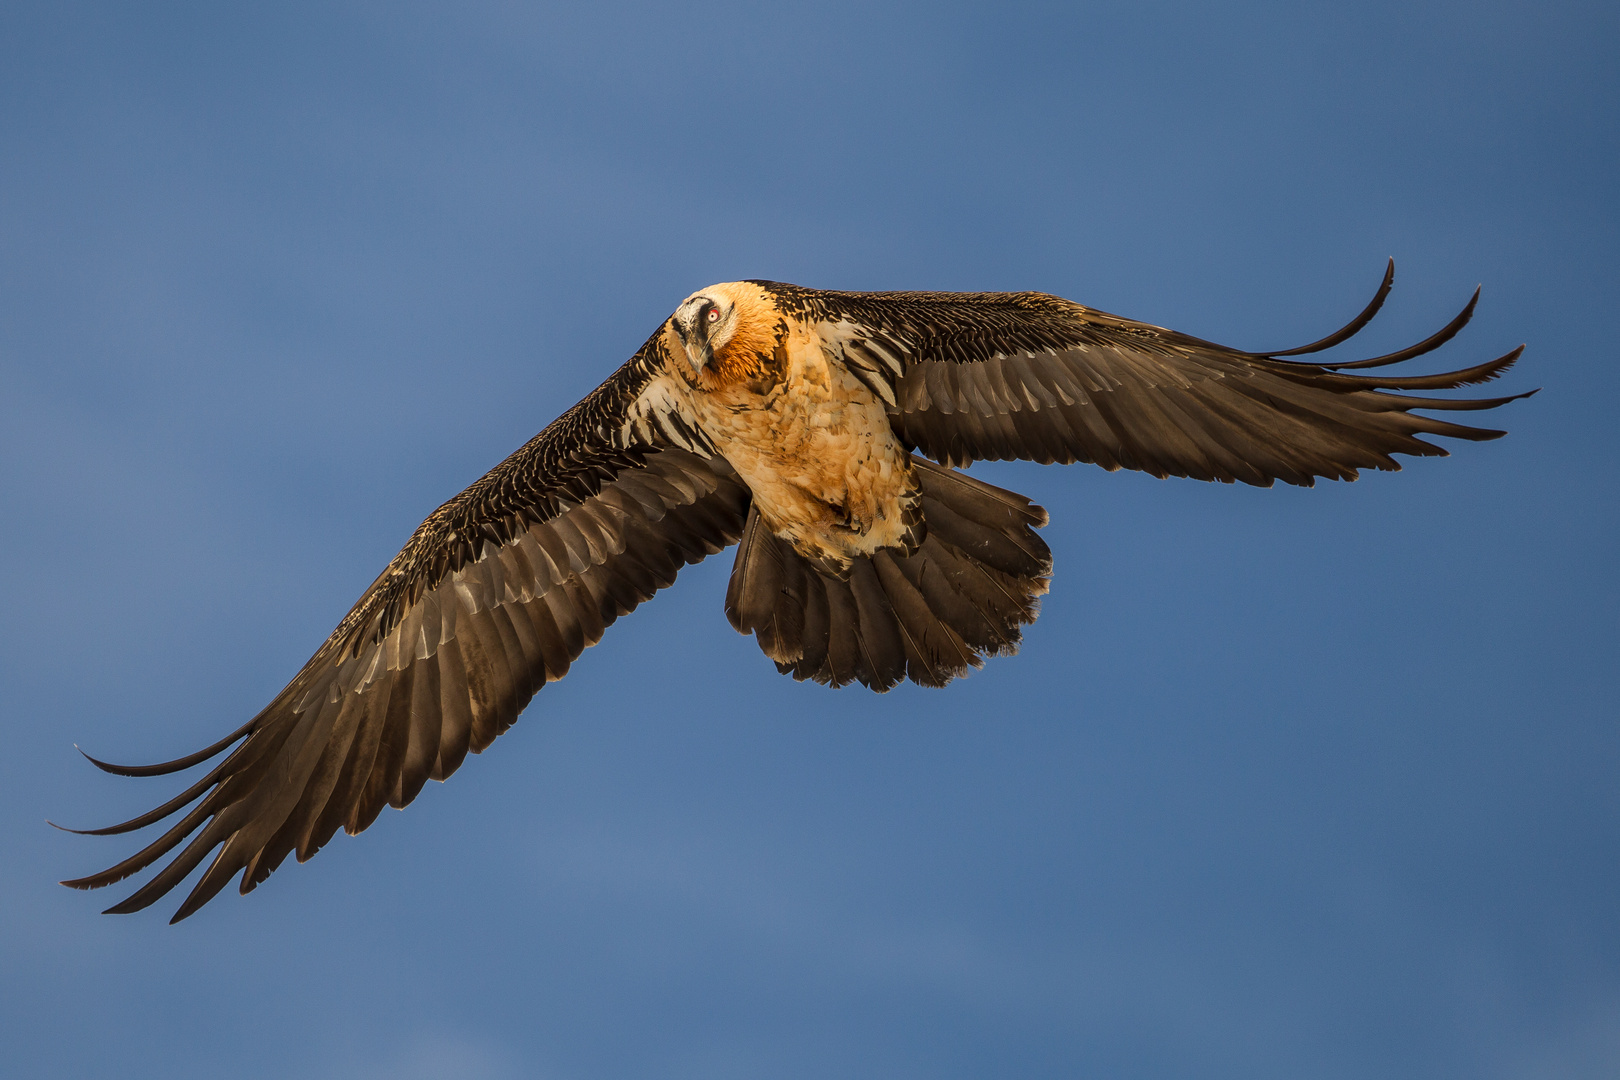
top-left (64, 346), bottom-right (748, 922)
top-left (761, 262), bottom-right (1532, 485)
top-left (726, 457), bottom-right (1051, 691)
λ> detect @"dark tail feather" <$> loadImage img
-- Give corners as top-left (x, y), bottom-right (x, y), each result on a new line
top-left (724, 459), bottom-right (1052, 691)
top-left (724, 510), bottom-right (808, 665)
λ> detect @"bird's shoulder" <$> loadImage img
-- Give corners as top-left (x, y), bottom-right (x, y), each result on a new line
top-left (327, 332), bottom-right (712, 659)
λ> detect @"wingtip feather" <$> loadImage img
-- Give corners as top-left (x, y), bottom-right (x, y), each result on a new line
top-left (1260, 258), bottom-right (1395, 358)
top-left (75, 719), bottom-right (254, 777)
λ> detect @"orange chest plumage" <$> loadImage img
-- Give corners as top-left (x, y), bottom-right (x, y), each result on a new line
top-left (673, 312), bottom-right (919, 569)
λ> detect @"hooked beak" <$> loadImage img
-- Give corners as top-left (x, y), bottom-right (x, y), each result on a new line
top-left (674, 299), bottom-right (716, 374)
top-left (687, 337), bottom-right (714, 373)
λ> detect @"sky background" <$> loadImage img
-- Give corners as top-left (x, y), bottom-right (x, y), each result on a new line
top-left (2, 2), bottom-right (1616, 1077)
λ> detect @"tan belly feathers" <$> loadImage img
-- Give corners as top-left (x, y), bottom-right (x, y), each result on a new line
top-left (664, 282), bottom-right (919, 571)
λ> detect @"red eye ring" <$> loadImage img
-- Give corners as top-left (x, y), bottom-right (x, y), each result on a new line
top-left (707, 307), bottom-right (721, 322)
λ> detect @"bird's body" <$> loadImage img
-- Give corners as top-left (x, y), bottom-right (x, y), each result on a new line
top-left (63, 263), bottom-right (1532, 921)
top-left (666, 281), bottom-right (922, 570)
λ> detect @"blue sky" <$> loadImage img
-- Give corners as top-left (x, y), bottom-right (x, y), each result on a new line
top-left (2, 2), bottom-right (1616, 1077)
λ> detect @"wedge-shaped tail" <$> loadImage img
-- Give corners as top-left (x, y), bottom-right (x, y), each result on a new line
top-left (725, 457), bottom-right (1052, 690)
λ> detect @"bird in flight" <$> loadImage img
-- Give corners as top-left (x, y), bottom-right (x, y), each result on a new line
top-left (62, 261), bottom-right (1531, 921)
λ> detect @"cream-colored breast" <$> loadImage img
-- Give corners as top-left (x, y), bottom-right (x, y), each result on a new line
top-left (679, 300), bottom-right (918, 570)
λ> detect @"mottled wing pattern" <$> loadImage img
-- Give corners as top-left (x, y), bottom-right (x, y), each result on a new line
top-left (763, 262), bottom-right (1532, 486)
top-left (63, 340), bottom-right (749, 921)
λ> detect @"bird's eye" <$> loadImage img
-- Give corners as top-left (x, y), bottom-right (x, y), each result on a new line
top-left (707, 307), bottom-right (721, 322)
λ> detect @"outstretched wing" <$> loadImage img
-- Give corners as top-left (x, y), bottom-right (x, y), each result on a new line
top-left (62, 336), bottom-right (750, 922)
top-left (762, 261), bottom-right (1533, 486)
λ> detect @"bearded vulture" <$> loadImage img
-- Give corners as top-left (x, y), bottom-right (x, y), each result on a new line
top-left (62, 261), bottom-right (1531, 921)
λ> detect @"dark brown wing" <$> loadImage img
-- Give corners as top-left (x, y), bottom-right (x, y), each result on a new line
top-left (61, 338), bottom-right (749, 922)
top-left (760, 261), bottom-right (1533, 486)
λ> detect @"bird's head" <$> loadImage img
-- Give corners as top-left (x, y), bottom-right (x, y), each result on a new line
top-left (671, 288), bottom-right (740, 375)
